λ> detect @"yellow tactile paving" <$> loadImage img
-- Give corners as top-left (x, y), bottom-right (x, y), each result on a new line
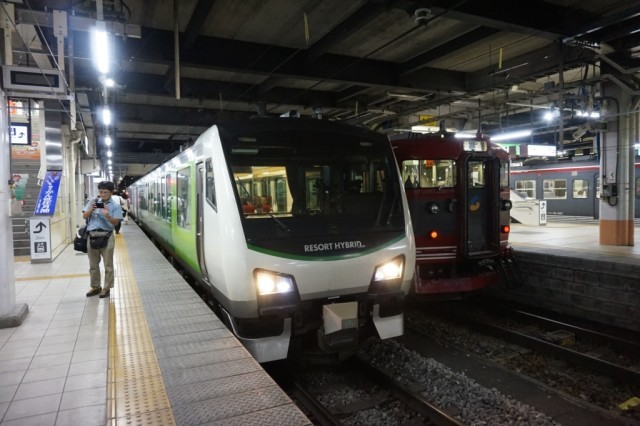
top-left (108, 234), bottom-right (176, 425)
top-left (15, 273), bottom-right (90, 281)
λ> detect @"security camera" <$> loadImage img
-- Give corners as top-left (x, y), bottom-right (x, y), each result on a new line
top-left (414, 8), bottom-right (432, 24)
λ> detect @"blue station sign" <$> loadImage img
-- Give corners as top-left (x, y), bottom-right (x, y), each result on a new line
top-left (34, 171), bottom-right (62, 215)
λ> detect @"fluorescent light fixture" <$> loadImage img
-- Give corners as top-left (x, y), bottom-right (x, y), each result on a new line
top-left (387, 91), bottom-right (427, 101)
top-left (576, 111), bottom-right (600, 118)
top-left (92, 29), bottom-right (110, 74)
top-left (454, 132), bottom-right (477, 138)
top-left (412, 125), bottom-right (456, 133)
top-left (107, 150), bottom-right (112, 157)
top-left (491, 130), bottom-right (532, 141)
top-left (102, 108), bottom-right (111, 125)
top-left (528, 144), bottom-right (557, 156)
top-left (104, 78), bottom-right (115, 87)
top-left (105, 136), bottom-right (112, 146)
top-left (108, 159), bottom-right (112, 165)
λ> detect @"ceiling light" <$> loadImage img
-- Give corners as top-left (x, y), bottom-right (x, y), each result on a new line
top-left (92, 28), bottom-right (110, 74)
top-left (454, 132), bottom-right (477, 139)
top-left (387, 91), bottom-right (428, 101)
top-left (108, 159), bottom-right (112, 165)
top-left (491, 130), bottom-right (532, 141)
top-left (102, 108), bottom-right (111, 125)
top-left (107, 150), bottom-right (112, 157)
top-left (576, 110), bottom-right (600, 118)
top-left (105, 136), bottom-right (112, 146)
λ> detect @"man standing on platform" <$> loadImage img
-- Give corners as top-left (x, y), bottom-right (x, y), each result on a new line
top-left (83, 181), bottom-right (123, 298)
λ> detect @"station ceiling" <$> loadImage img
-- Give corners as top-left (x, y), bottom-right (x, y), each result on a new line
top-left (9, 0), bottom-right (640, 181)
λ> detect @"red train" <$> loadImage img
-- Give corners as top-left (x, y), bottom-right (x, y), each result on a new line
top-left (391, 132), bottom-right (520, 297)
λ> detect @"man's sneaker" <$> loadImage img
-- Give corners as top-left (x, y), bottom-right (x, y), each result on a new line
top-left (86, 287), bottom-right (101, 297)
top-left (99, 288), bottom-right (111, 298)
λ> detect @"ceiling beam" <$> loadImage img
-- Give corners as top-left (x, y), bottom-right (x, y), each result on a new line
top-left (73, 29), bottom-right (467, 93)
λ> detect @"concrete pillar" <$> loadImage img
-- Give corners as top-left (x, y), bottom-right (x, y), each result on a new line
top-left (599, 79), bottom-right (635, 246)
top-left (0, 90), bottom-right (29, 326)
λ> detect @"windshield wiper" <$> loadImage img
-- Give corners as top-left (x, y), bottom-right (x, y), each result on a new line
top-left (266, 211), bottom-right (291, 233)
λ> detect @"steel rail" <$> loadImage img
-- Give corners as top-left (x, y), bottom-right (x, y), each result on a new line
top-left (350, 357), bottom-right (464, 426)
top-left (437, 310), bottom-right (640, 386)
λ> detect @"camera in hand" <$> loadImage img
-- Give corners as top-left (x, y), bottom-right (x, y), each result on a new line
top-left (96, 200), bottom-right (104, 208)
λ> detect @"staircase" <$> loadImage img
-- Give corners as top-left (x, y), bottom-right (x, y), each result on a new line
top-left (11, 160), bottom-right (41, 256)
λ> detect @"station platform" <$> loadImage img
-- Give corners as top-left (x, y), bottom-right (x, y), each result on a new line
top-left (509, 218), bottom-right (640, 263)
top-left (505, 218), bottom-right (640, 332)
top-left (1, 222), bottom-right (310, 425)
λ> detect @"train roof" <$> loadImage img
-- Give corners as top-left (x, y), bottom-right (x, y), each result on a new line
top-left (390, 132), bottom-right (507, 160)
top-left (215, 117), bottom-right (387, 141)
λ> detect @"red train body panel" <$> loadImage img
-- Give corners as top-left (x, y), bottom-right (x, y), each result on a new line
top-left (390, 132), bottom-right (519, 297)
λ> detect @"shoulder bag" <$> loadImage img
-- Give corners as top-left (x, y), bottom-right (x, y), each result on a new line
top-left (73, 214), bottom-right (92, 253)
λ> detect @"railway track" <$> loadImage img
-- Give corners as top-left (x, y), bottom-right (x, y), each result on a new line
top-left (406, 301), bottom-right (640, 422)
top-left (416, 301), bottom-right (640, 386)
top-left (268, 357), bottom-right (463, 426)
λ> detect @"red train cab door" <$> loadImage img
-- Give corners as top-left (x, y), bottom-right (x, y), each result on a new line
top-left (464, 158), bottom-right (499, 258)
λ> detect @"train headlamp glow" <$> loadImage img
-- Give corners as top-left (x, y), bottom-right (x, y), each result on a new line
top-left (373, 258), bottom-right (404, 282)
top-left (501, 199), bottom-right (513, 210)
top-left (427, 202), bottom-right (439, 214)
top-left (256, 271), bottom-right (294, 295)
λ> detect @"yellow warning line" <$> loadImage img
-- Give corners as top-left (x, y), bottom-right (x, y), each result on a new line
top-left (108, 234), bottom-right (176, 425)
top-left (15, 273), bottom-right (90, 282)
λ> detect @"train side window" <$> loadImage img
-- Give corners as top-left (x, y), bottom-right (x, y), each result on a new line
top-left (543, 179), bottom-right (567, 199)
top-left (515, 180), bottom-right (536, 199)
top-left (205, 159), bottom-right (217, 209)
top-left (572, 179), bottom-right (589, 199)
top-left (177, 166), bottom-right (191, 229)
top-left (165, 174), bottom-right (172, 221)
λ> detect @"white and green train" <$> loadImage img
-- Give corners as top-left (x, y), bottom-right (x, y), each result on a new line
top-left (128, 118), bottom-right (415, 362)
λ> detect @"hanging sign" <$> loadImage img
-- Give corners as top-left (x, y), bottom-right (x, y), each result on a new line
top-left (34, 171), bottom-right (62, 215)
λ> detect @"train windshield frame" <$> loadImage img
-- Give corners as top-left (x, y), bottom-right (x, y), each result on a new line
top-left (223, 127), bottom-right (405, 245)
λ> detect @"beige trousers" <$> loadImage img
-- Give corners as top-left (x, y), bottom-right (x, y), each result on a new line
top-left (87, 234), bottom-right (116, 289)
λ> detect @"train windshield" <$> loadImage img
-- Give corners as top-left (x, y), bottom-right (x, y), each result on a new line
top-left (401, 159), bottom-right (456, 189)
top-left (225, 128), bottom-right (405, 241)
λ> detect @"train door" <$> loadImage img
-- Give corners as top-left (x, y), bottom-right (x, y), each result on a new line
top-left (195, 161), bottom-right (209, 282)
top-left (464, 158), bottom-right (499, 257)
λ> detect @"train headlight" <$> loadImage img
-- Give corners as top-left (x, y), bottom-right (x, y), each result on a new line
top-left (256, 270), bottom-right (295, 295)
top-left (501, 200), bottom-right (513, 210)
top-left (374, 258), bottom-right (403, 281)
top-left (426, 202), bottom-right (439, 214)
top-left (369, 255), bottom-right (405, 296)
top-left (255, 269), bottom-right (300, 316)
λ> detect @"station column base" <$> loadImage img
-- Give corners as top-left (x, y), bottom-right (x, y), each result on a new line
top-left (0, 303), bottom-right (29, 329)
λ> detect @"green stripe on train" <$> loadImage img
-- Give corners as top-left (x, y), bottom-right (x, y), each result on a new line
top-left (246, 234), bottom-right (405, 261)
